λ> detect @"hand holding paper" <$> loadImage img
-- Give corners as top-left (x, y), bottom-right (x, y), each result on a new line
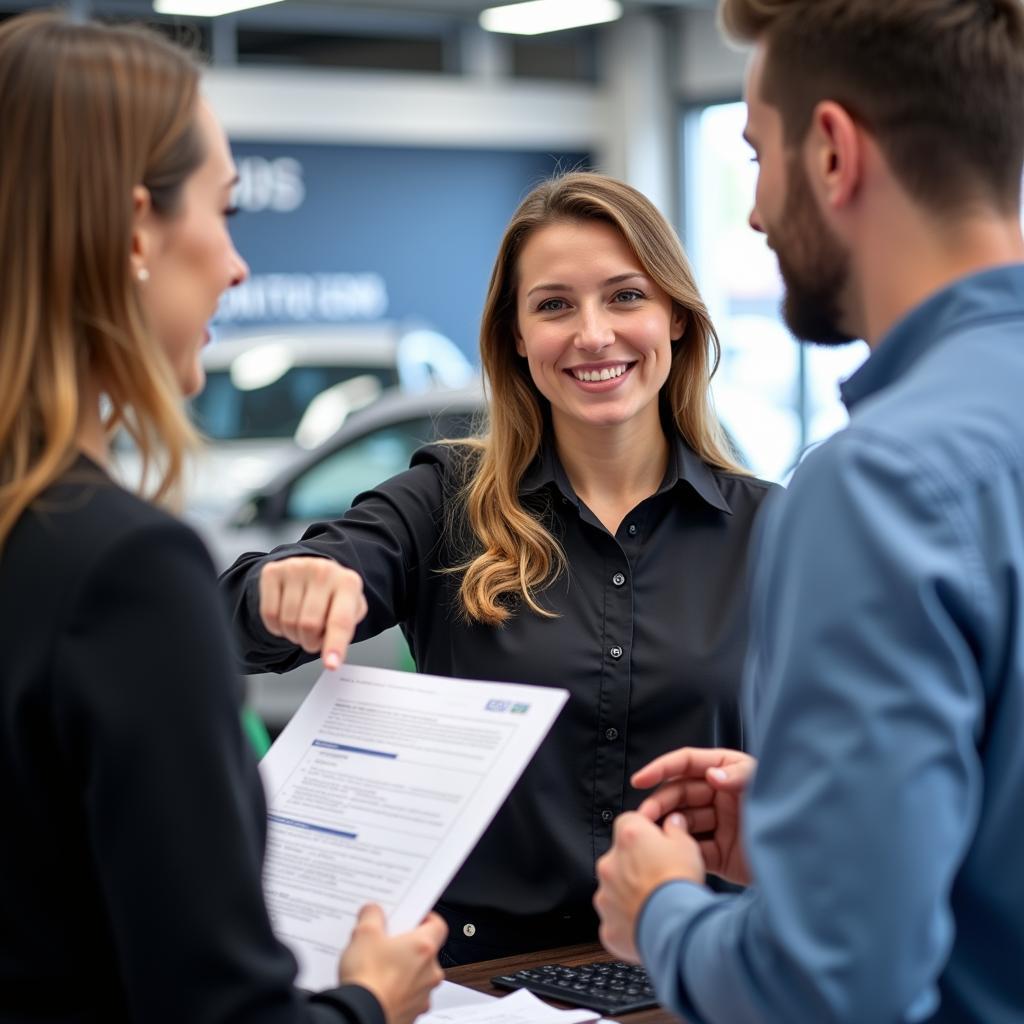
top-left (259, 663), bottom-right (568, 990)
top-left (340, 904), bottom-right (447, 1024)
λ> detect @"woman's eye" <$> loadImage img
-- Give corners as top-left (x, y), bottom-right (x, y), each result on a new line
top-left (223, 205), bottom-right (240, 219)
top-left (537, 298), bottom-right (568, 312)
top-left (613, 289), bottom-right (644, 303)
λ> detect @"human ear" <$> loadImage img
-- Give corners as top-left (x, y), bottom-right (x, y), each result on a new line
top-left (808, 100), bottom-right (862, 210)
top-left (514, 323), bottom-right (527, 358)
top-left (130, 184), bottom-right (156, 282)
top-left (670, 305), bottom-right (687, 342)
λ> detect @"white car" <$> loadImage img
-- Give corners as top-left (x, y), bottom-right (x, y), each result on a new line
top-left (113, 323), bottom-right (474, 519)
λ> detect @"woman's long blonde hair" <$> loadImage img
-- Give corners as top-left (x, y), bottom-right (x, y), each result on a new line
top-left (455, 172), bottom-right (743, 626)
top-left (0, 12), bottom-right (204, 552)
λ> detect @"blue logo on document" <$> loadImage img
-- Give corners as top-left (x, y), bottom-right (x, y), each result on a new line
top-left (485, 700), bottom-right (530, 714)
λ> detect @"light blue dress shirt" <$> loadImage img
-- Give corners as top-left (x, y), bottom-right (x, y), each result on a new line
top-left (638, 265), bottom-right (1024, 1023)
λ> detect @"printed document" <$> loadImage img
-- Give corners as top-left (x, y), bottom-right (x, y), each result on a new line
top-left (259, 663), bottom-right (569, 991)
top-left (421, 987), bottom-right (600, 1024)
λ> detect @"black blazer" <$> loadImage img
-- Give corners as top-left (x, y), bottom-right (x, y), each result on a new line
top-left (0, 456), bottom-right (380, 1024)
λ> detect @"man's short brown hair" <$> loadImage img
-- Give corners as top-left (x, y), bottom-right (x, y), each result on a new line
top-left (720, 0), bottom-right (1024, 214)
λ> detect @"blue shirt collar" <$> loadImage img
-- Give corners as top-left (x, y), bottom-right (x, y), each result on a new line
top-left (841, 264), bottom-right (1024, 411)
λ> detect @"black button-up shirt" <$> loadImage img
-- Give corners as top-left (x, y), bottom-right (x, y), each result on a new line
top-left (221, 432), bottom-right (778, 962)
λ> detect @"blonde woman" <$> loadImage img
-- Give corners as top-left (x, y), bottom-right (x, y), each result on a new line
top-left (0, 12), bottom-right (445, 1023)
top-left (222, 173), bottom-right (778, 964)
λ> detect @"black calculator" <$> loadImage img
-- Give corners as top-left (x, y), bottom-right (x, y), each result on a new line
top-left (491, 961), bottom-right (658, 1015)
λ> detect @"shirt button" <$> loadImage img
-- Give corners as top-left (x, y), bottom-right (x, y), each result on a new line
top-left (627, 523), bottom-right (637, 536)
top-left (463, 923), bottom-right (476, 937)
top-left (609, 645), bottom-right (623, 659)
top-left (605, 727), bottom-right (619, 741)
top-left (600, 809), bottom-right (614, 824)
top-left (612, 572), bottom-right (626, 587)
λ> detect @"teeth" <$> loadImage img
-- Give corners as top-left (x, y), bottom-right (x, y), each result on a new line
top-left (573, 364), bottom-right (628, 382)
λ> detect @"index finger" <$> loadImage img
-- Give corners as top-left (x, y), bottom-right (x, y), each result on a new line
top-left (632, 747), bottom-right (735, 790)
top-left (322, 583), bottom-right (367, 670)
top-left (636, 779), bottom-right (715, 821)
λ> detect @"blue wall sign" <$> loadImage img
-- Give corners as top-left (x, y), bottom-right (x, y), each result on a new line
top-left (218, 142), bottom-right (592, 361)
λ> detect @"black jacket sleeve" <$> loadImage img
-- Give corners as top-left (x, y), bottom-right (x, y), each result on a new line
top-left (55, 517), bottom-right (384, 1024)
top-left (220, 450), bottom-right (450, 675)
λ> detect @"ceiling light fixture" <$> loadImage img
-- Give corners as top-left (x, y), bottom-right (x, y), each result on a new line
top-left (153, 0), bottom-right (286, 16)
top-left (479, 0), bottom-right (623, 36)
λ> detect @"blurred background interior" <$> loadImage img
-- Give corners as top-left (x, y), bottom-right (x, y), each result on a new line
top-left (5, 0), bottom-right (870, 728)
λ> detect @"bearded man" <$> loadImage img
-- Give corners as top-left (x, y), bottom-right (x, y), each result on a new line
top-left (595, 3), bottom-right (1024, 1022)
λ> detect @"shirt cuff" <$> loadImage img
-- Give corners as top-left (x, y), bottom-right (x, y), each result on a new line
top-left (637, 879), bottom-right (719, 1023)
top-left (310, 982), bottom-right (386, 1024)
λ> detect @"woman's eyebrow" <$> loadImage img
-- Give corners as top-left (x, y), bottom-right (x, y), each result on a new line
top-left (526, 272), bottom-right (646, 299)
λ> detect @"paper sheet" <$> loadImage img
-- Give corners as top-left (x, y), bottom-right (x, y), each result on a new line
top-left (418, 983), bottom-right (617, 1024)
top-left (420, 988), bottom-right (600, 1024)
top-left (259, 663), bottom-right (569, 991)
top-left (427, 981), bottom-right (498, 1013)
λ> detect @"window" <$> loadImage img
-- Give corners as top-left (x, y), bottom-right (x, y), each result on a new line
top-left (286, 418), bottom-right (436, 522)
top-left (684, 101), bottom-right (868, 482)
top-left (191, 365), bottom-right (398, 442)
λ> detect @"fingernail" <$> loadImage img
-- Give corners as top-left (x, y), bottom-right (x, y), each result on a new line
top-left (667, 813), bottom-right (685, 829)
top-left (708, 768), bottom-right (727, 782)
top-left (324, 651), bottom-right (340, 670)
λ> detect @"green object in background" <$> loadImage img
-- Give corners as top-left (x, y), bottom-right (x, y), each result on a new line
top-left (398, 638), bottom-right (416, 672)
top-left (242, 705), bottom-right (272, 759)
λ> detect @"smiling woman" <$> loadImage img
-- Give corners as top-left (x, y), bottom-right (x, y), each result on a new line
top-left (132, 99), bottom-right (249, 401)
top-left (221, 171), bottom-right (781, 965)
top-left (461, 172), bottom-right (745, 621)
top-left (515, 219), bottom-right (682, 443)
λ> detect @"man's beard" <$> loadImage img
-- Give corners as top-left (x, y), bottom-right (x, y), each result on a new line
top-left (770, 155), bottom-right (857, 346)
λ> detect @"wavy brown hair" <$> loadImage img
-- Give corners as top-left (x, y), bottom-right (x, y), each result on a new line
top-left (454, 172), bottom-right (743, 626)
top-left (0, 11), bottom-right (204, 552)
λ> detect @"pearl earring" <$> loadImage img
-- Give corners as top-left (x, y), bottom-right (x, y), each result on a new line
top-left (137, 267), bottom-right (150, 283)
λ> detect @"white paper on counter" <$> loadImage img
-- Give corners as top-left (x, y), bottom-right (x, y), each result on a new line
top-left (259, 662), bottom-right (569, 991)
top-left (419, 988), bottom-right (600, 1024)
top-left (427, 981), bottom-right (498, 1013)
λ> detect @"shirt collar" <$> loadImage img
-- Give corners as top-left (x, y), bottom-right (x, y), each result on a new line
top-left (519, 442), bottom-right (561, 496)
top-left (841, 263), bottom-right (1024, 411)
top-left (663, 431), bottom-right (733, 514)
top-left (518, 429), bottom-right (733, 515)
